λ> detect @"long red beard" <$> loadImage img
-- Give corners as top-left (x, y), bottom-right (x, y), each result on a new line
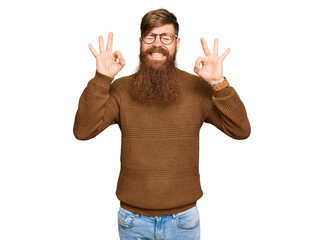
top-left (130, 46), bottom-right (182, 104)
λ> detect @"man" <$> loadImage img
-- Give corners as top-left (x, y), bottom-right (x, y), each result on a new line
top-left (73, 8), bottom-right (250, 240)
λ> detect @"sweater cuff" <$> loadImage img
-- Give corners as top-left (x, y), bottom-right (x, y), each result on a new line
top-left (91, 71), bottom-right (114, 88)
top-left (212, 86), bottom-right (232, 98)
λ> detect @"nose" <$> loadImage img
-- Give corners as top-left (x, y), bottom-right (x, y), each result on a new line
top-left (152, 35), bottom-right (163, 47)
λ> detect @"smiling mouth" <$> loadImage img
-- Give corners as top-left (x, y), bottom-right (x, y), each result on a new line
top-left (150, 53), bottom-right (165, 58)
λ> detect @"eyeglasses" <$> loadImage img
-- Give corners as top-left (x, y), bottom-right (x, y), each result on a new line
top-left (142, 32), bottom-right (178, 45)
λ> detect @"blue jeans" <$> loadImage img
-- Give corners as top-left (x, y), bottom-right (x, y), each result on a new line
top-left (118, 205), bottom-right (200, 240)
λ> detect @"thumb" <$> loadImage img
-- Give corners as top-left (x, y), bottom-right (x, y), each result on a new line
top-left (113, 50), bottom-right (126, 66)
top-left (194, 56), bottom-right (205, 74)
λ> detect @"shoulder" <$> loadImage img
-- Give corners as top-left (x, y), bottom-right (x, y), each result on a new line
top-left (176, 68), bottom-right (199, 81)
top-left (110, 73), bottom-right (136, 89)
top-left (176, 68), bottom-right (213, 96)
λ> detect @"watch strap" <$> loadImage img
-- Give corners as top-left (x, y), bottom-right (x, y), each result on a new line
top-left (212, 77), bottom-right (229, 91)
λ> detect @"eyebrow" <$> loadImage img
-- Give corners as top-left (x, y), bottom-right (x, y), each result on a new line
top-left (147, 32), bottom-right (175, 35)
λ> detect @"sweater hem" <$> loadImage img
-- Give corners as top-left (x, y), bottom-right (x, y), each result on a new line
top-left (120, 201), bottom-right (197, 217)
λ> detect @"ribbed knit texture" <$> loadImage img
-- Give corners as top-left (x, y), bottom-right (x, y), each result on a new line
top-left (73, 68), bottom-right (251, 216)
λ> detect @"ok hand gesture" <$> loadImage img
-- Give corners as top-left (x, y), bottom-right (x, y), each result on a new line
top-left (89, 32), bottom-right (125, 79)
top-left (194, 38), bottom-right (230, 84)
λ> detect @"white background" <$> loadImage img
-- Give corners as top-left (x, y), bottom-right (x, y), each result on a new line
top-left (1, 0), bottom-right (321, 239)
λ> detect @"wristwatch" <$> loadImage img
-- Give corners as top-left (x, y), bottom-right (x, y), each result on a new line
top-left (212, 77), bottom-right (229, 92)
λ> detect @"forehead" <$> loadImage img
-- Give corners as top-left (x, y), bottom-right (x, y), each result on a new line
top-left (148, 24), bottom-right (175, 34)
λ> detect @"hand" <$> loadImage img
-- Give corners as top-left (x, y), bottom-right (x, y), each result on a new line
top-left (88, 32), bottom-right (125, 79)
top-left (194, 38), bottom-right (230, 84)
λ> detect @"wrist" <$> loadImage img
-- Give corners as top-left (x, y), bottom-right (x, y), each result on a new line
top-left (209, 77), bottom-right (225, 86)
top-left (212, 77), bottom-right (229, 92)
top-left (96, 69), bottom-right (116, 79)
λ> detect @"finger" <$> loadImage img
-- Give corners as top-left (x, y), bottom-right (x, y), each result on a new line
top-left (221, 48), bottom-right (231, 60)
top-left (106, 32), bottom-right (113, 53)
top-left (99, 35), bottom-right (104, 53)
top-left (88, 43), bottom-right (98, 57)
top-left (200, 37), bottom-right (211, 56)
top-left (213, 38), bottom-right (219, 56)
top-left (113, 50), bottom-right (126, 66)
top-left (194, 56), bottom-right (206, 73)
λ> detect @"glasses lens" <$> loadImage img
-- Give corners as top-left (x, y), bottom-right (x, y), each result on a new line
top-left (161, 33), bottom-right (174, 44)
top-left (142, 33), bottom-right (176, 44)
top-left (143, 34), bottom-right (155, 44)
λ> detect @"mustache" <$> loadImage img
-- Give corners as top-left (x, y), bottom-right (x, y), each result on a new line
top-left (144, 46), bottom-right (169, 56)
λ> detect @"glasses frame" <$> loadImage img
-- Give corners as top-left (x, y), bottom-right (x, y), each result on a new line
top-left (142, 32), bottom-right (178, 45)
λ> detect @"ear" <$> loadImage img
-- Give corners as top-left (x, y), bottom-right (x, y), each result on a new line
top-left (176, 37), bottom-right (181, 50)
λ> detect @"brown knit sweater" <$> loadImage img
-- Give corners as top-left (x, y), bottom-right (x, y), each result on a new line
top-left (73, 68), bottom-right (250, 216)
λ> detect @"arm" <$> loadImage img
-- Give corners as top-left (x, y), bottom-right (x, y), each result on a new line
top-left (195, 37), bottom-right (250, 139)
top-left (73, 32), bottom-right (125, 140)
top-left (73, 71), bottom-right (120, 140)
top-left (200, 81), bottom-right (251, 139)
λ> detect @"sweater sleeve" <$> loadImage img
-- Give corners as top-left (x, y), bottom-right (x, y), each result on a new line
top-left (73, 71), bottom-right (120, 140)
top-left (200, 79), bottom-right (251, 140)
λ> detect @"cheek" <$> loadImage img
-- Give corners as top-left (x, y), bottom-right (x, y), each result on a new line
top-left (168, 46), bottom-right (177, 56)
top-left (141, 45), bottom-right (148, 53)
top-left (140, 42), bottom-right (150, 52)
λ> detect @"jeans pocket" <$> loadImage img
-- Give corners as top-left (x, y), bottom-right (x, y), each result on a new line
top-left (118, 207), bottom-right (138, 228)
top-left (175, 206), bottom-right (200, 230)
